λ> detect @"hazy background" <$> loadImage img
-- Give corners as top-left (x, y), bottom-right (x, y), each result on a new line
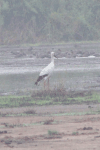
top-left (0, 0), bottom-right (100, 45)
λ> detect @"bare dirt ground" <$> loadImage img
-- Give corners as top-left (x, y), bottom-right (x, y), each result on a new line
top-left (0, 105), bottom-right (100, 150)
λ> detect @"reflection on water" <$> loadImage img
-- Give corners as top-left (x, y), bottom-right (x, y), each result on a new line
top-left (0, 57), bottom-right (100, 95)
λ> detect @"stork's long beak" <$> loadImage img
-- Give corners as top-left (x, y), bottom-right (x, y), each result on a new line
top-left (54, 54), bottom-right (58, 59)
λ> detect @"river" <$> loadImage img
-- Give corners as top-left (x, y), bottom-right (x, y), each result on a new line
top-left (0, 56), bottom-right (100, 95)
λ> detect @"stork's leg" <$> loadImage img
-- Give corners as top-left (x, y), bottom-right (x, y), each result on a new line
top-left (44, 80), bottom-right (46, 90)
top-left (47, 78), bottom-right (49, 91)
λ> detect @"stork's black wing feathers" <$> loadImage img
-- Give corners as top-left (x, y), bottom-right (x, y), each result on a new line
top-left (35, 74), bottom-right (48, 85)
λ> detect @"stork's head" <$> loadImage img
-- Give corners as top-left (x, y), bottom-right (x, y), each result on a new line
top-left (51, 52), bottom-right (57, 59)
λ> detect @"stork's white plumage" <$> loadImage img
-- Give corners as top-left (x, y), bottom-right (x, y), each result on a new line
top-left (35, 52), bottom-right (56, 88)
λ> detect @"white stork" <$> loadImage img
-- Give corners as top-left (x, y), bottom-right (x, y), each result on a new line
top-left (35, 52), bottom-right (57, 89)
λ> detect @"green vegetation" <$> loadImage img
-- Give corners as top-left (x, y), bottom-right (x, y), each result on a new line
top-left (48, 130), bottom-right (59, 136)
top-left (72, 131), bottom-right (78, 135)
top-left (0, 89), bottom-right (99, 108)
top-left (0, 0), bottom-right (100, 45)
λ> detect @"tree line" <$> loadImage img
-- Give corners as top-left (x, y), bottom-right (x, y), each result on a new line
top-left (0, 0), bottom-right (100, 45)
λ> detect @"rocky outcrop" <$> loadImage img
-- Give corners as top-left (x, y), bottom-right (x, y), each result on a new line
top-left (0, 42), bottom-right (100, 59)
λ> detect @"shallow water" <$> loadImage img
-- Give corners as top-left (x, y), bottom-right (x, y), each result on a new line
top-left (0, 57), bottom-right (100, 95)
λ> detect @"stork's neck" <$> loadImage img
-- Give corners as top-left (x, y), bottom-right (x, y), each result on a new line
top-left (51, 55), bottom-right (54, 63)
